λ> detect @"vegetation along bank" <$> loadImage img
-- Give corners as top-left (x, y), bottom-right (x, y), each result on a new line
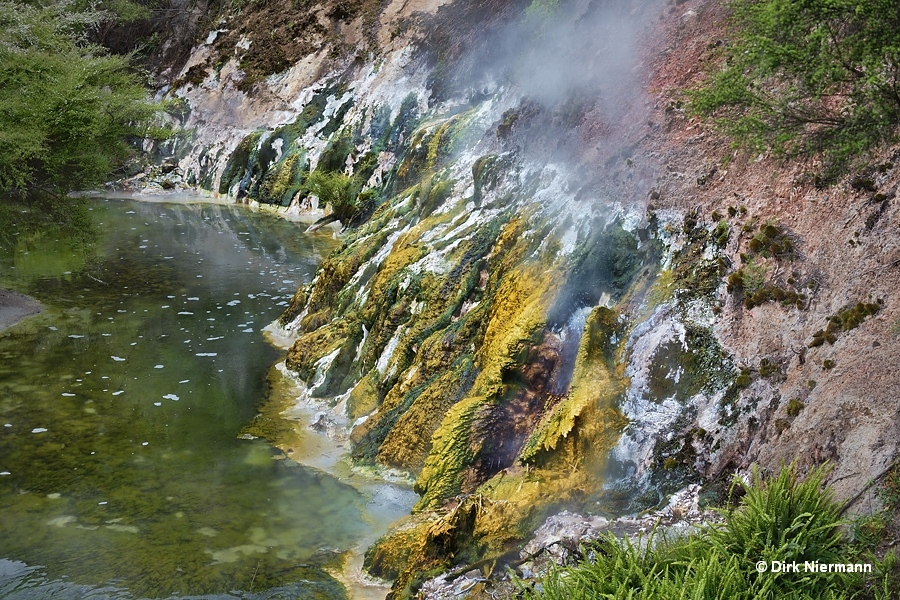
top-left (1, 0), bottom-right (898, 597)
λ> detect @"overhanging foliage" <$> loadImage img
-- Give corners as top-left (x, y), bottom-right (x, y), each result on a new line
top-left (0, 0), bottom-right (161, 197)
top-left (690, 0), bottom-right (900, 178)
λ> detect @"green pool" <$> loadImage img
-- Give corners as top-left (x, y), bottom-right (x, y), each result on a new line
top-left (0, 197), bottom-right (406, 599)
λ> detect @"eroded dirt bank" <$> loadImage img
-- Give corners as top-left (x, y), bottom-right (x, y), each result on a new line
top-left (644, 0), bottom-right (900, 505)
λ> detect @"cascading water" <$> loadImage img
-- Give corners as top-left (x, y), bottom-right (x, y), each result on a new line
top-left (135, 0), bottom-right (754, 596)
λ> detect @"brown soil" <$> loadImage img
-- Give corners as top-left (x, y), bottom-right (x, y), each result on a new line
top-left (637, 0), bottom-right (900, 508)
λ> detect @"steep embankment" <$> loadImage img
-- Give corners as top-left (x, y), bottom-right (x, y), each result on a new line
top-left (149, 0), bottom-right (899, 596)
top-left (645, 0), bottom-right (900, 504)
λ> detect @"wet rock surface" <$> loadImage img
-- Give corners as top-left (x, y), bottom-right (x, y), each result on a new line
top-left (137, 0), bottom-right (900, 595)
top-left (417, 484), bottom-right (717, 599)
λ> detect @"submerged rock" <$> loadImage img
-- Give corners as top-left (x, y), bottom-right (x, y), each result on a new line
top-left (0, 289), bottom-right (42, 332)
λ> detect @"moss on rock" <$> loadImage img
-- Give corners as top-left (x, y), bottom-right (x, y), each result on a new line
top-left (519, 307), bottom-right (625, 463)
top-left (284, 318), bottom-right (352, 383)
top-left (218, 130), bottom-right (263, 195)
top-left (257, 150), bottom-right (307, 206)
top-left (472, 264), bottom-right (562, 398)
top-left (808, 300), bottom-right (882, 347)
top-left (414, 396), bottom-right (487, 510)
top-left (377, 360), bottom-right (475, 472)
top-left (347, 370), bottom-right (381, 420)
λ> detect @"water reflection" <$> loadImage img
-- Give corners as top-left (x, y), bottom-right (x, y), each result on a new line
top-left (0, 197), bottom-right (379, 598)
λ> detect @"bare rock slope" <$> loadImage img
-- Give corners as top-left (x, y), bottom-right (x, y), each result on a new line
top-left (645, 0), bottom-right (900, 507)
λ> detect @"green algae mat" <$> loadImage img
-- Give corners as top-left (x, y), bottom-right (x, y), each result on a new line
top-left (0, 197), bottom-right (377, 599)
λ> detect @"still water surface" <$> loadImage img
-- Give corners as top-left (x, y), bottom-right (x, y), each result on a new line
top-left (0, 197), bottom-right (396, 599)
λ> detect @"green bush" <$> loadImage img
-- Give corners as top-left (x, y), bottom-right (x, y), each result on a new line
top-left (690, 0), bottom-right (900, 178)
top-left (305, 170), bottom-right (362, 223)
top-left (0, 0), bottom-right (160, 198)
top-left (786, 398), bottom-right (804, 417)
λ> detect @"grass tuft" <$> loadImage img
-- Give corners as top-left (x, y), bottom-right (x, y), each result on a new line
top-left (522, 463), bottom-right (892, 600)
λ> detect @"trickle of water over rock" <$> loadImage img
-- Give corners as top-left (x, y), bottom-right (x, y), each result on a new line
top-left (137, 0), bottom-right (765, 596)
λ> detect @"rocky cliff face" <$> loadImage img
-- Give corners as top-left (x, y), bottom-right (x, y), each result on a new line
top-left (152, 0), bottom-right (900, 596)
top-left (647, 0), bottom-right (899, 504)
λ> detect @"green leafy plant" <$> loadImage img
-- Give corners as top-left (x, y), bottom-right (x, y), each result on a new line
top-left (758, 357), bottom-right (781, 378)
top-left (739, 259), bottom-right (768, 295)
top-left (734, 367), bottom-right (752, 389)
top-left (727, 220), bottom-right (808, 310)
top-left (305, 170), bottom-right (363, 224)
top-left (877, 462), bottom-right (900, 511)
top-left (0, 0), bottom-right (161, 198)
top-left (690, 0), bottom-right (900, 179)
top-left (523, 464), bottom-right (864, 600)
top-left (852, 512), bottom-right (889, 549)
top-left (786, 398), bottom-right (804, 417)
top-left (748, 220), bottom-right (794, 258)
top-left (709, 465), bottom-right (844, 571)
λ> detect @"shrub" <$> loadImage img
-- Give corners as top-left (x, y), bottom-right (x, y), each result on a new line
top-left (758, 357), bottom-right (780, 378)
top-left (305, 170), bottom-right (362, 223)
top-left (690, 0), bottom-right (900, 179)
top-left (734, 368), bottom-right (752, 388)
top-left (713, 220), bottom-right (730, 247)
top-left (0, 0), bottom-right (161, 197)
top-left (708, 465), bottom-right (844, 574)
top-left (749, 221), bottom-right (794, 259)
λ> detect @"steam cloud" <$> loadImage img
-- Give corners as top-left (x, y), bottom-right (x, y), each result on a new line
top-left (424, 0), bottom-right (666, 199)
